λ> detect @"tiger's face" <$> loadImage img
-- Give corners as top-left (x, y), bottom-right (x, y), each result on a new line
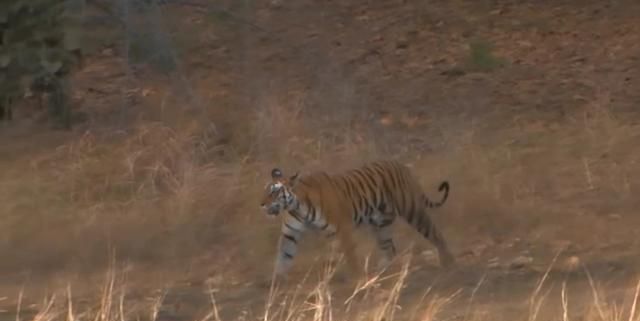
top-left (260, 168), bottom-right (300, 217)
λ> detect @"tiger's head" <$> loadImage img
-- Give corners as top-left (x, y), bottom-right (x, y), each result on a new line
top-left (260, 168), bottom-right (300, 217)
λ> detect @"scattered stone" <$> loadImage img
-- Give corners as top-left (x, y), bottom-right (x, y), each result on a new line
top-left (378, 113), bottom-right (394, 126)
top-left (422, 249), bottom-right (436, 260)
top-left (562, 255), bottom-right (581, 272)
top-left (468, 242), bottom-right (490, 257)
top-left (440, 67), bottom-right (466, 77)
top-left (509, 255), bottom-right (533, 270)
top-left (487, 257), bottom-right (500, 269)
top-left (268, 0), bottom-right (283, 9)
top-left (608, 213), bottom-right (622, 220)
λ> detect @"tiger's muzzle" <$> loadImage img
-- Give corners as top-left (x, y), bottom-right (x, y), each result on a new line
top-left (263, 203), bottom-right (282, 216)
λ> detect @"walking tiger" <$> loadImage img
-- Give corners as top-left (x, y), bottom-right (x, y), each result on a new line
top-left (260, 160), bottom-right (455, 278)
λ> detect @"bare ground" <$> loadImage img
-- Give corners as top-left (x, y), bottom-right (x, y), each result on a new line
top-left (1, 1), bottom-right (640, 320)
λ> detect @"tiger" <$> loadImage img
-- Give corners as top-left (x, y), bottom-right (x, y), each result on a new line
top-left (259, 160), bottom-right (455, 279)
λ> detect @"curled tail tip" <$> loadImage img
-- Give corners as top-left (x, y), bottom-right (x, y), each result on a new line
top-left (438, 181), bottom-right (450, 192)
top-left (432, 180), bottom-right (450, 208)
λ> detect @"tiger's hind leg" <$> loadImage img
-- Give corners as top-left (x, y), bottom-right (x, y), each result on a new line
top-left (413, 208), bottom-right (455, 268)
top-left (369, 209), bottom-right (397, 271)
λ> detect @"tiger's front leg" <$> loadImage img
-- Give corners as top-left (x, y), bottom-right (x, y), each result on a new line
top-left (274, 218), bottom-right (306, 278)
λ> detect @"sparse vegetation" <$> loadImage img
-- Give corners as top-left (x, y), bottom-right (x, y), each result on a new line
top-left (0, 0), bottom-right (84, 128)
top-left (465, 39), bottom-right (506, 72)
top-left (4, 255), bottom-right (640, 321)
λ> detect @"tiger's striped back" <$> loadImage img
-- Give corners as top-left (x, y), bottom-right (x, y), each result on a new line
top-left (331, 160), bottom-right (449, 225)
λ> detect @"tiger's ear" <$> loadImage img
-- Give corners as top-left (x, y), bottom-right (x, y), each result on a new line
top-left (271, 168), bottom-right (283, 181)
top-left (289, 171), bottom-right (300, 187)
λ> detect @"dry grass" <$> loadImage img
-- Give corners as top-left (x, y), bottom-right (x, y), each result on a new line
top-left (3, 253), bottom-right (640, 321)
top-left (1, 86), bottom-right (638, 320)
top-left (1, 79), bottom-right (638, 268)
top-left (0, 89), bottom-right (386, 274)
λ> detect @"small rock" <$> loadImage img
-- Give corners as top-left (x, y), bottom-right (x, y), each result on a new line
top-left (440, 68), bottom-right (466, 77)
top-left (379, 114), bottom-right (394, 126)
top-left (101, 48), bottom-right (114, 56)
top-left (422, 249), bottom-right (436, 259)
top-left (517, 40), bottom-right (533, 48)
top-left (562, 256), bottom-right (581, 272)
top-left (268, 0), bottom-right (283, 9)
top-left (487, 257), bottom-right (500, 268)
top-left (608, 214), bottom-right (622, 220)
top-left (509, 255), bottom-right (533, 269)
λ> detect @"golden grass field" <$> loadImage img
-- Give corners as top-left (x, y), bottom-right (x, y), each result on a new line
top-left (1, 0), bottom-right (640, 320)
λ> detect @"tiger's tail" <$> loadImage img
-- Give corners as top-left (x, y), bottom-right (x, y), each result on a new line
top-left (424, 181), bottom-right (449, 209)
top-left (398, 180), bottom-right (455, 267)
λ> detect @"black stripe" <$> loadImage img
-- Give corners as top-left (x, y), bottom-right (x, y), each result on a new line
top-left (359, 195), bottom-right (367, 214)
top-left (283, 233), bottom-right (297, 244)
top-left (309, 204), bottom-right (317, 222)
top-left (408, 199), bottom-right (416, 223)
top-left (351, 202), bottom-right (359, 220)
top-left (360, 167), bottom-right (376, 198)
top-left (304, 196), bottom-right (314, 220)
top-left (285, 222), bottom-right (300, 232)
top-left (342, 177), bottom-right (354, 197)
top-left (379, 173), bottom-right (394, 208)
top-left (343, 178), bottom-right (361, 215)
top-left (415, 210), bottom-right (425, 233)
top-left (406, 204), bottom-right (415, 223)
top-left (398, 175), bottom-right (408, 214)
top-left (357, 169), bottom-right (378, 198)
top-left (351, 171), bottom-right (369, 206)
top-left (387, 164), bottom-right (404, 211)
top-left (283, 252), bottom-right (294, 259)
top-left (379, 202), bottom-right (387, 213)
top-left (288, 211), bottom-right (304, 223)
top-left (362, 167), bottom-right (381, 207)
top-left (364, 204), bottom-right (373, 218)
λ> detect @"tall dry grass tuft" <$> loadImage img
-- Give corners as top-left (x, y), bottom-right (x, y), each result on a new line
top-left (12, 254), bottom-right (640, 321)
top-left (0, 118), bottom-right (252, 271)
top-left (5, 249), bottom-right (640, 321)
top-left (528, 251), bottom-right (562, 321)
